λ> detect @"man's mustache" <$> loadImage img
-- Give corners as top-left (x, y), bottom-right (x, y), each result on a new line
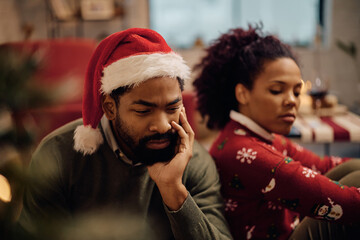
top-left (140, 131), bottom-right (177, 144)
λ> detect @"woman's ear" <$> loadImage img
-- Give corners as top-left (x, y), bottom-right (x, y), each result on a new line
top-left (102, 95), bottom-right (116, 120)
top-left (235, 83), bottom-right (250, 105)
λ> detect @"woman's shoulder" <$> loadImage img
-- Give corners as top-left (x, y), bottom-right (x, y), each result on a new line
top-left (211, 128), bottom-right (286, 163)
top-left (211, 125), bottom-right (271, 151)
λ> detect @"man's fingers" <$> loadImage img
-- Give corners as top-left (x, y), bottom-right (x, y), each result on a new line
top-left (181, 107), bottom-right (187, 120)
top-left (171, 120), bottom-right (188, 139)
top-left (179, 112), bottom-right (194, 137)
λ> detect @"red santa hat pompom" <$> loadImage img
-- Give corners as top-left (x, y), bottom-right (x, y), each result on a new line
top-left (74, 28), bottom-right (191, 155)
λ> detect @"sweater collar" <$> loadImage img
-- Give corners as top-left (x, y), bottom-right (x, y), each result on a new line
top-left (101, 116), bottom-right (141, 166)
top-left (229, 110), bottom-right (275, 142)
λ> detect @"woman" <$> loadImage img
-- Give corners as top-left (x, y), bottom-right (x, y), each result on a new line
top-left (193, 26), bottom-right (360, 240)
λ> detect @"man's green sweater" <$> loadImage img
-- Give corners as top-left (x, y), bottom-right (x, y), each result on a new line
top-left (18, 119), bottom-right (232, 240)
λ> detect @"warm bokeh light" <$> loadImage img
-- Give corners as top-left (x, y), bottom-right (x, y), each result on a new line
top-left (0, 174), bottom-right (12, 203)
top-left (305, 80), bottom-right (312, 93)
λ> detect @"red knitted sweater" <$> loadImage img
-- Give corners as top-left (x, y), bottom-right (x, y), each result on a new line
top-left (210, 111), bottom-right (359, 240)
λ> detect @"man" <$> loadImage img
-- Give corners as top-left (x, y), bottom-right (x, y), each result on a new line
top-left (17, 28), bottom-right (232, 240)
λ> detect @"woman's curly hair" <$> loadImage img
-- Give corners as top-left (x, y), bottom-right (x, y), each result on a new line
top-left (193, 25), bottom-right (299, 130)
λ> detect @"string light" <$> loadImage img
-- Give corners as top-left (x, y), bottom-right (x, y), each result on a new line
top-left (0, 174), bottom-right (12, 203)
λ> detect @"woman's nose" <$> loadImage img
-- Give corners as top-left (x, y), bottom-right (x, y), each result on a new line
top-left (284, 92), bottom-right (297, 107)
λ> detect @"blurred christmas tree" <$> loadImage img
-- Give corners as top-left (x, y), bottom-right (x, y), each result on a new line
top-left (0, 146), bottom-right (26, 239)
top-left (0, 46), bottom-right (52, 148)
top-left (0, 46), bottom-right (52, 240)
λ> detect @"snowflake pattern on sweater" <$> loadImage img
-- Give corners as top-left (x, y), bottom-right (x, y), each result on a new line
top-left (210, 117), bottom-right (359, 240)
top-left (236, 148), bottom-right (257, 164)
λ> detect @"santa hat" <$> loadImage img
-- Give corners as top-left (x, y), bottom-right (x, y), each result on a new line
top-left (73, 28), bottom-right (191, 155)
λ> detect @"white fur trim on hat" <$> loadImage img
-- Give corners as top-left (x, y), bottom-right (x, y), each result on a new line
top-left (73, 125), bottom-right (104, 155)
top-left (100, 52), bottom-right (191, 94)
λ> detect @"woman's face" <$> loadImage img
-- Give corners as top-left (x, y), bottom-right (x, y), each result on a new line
top-left (239, 57), bottom-right (303, 135)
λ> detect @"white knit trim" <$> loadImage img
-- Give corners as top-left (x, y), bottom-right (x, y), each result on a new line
top-left (100, 52), bottom-right (191, 93)
top-left (73, 125), bottom-right (104, 155)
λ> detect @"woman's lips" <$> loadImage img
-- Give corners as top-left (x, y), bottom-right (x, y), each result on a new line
top-left (280, 114), bottom-right (296, 123)
top-left (146, 139), bottom-right (170, 149)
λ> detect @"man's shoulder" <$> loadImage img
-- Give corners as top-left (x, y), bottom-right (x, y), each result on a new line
top-left (34, 119), bottom-right (84, 155)
top-left (41, 119), bottom-right (83, 142)
top-left (187, 140), bottom-right (216, 170)
top-left (192, 140), bottom-right (211, 158)
top-left (183, 140), bottom-right (220, 190)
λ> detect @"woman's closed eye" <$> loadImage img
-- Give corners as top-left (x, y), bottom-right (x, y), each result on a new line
top-left (270, 89), bottom-right (282, 95)
top-left (294, 91), bottom-right (300, 97)
top-left (293, 86), bottom-right (302, 97)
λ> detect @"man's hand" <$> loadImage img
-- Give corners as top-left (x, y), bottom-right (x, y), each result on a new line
top-left (147, 107), bottom-right (195, 210)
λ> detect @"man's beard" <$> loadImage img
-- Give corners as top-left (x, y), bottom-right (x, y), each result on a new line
top-left (114, 116), bottom-right (179, 166)
top-left (134, 132), bottom-right (179, 165)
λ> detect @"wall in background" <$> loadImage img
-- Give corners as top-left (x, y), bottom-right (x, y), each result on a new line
top-left (0, 0), bottom-right (359, 113)
top-left (329, 0), bottom-right (360, 112)
top-left (128, 0), bottom-right (360, 112)
top-left (0, 0), bottom-right (22, 43)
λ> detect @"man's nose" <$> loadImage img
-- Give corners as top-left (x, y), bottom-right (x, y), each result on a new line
top-left (148, 113), bottom-right (172, 133)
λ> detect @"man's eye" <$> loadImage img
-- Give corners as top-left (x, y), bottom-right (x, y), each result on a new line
top-left (270, 90), bottom-right (281, 95)
top-left (167, 107), bottom-right (180, 113)
top-left (294, 91), bottom-right (300, 97)
top-left (135, 110), bottom-right (150, 114)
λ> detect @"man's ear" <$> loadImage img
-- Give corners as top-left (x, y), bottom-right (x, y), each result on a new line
top-left (235, 83), bottom-right (250, 105)
top-left (102, 95), bottom-right (117, 120)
